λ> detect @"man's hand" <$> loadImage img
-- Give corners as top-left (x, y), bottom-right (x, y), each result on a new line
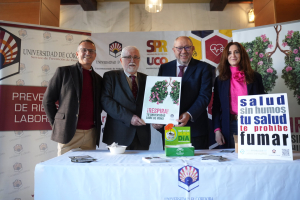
top-left (176, 112), bottom-right (190, 127)
top-left (152, 124), bottom-right (164, 129)
top-left (131, 115), bottom-right (146, 126)
top-left (215, 130), bottom-right (225, 145)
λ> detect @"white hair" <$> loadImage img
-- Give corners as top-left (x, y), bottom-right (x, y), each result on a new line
top-left (121, 46), bottom-right (140, 57)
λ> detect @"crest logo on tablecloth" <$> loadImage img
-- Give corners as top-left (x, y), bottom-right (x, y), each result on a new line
top-left (178, 165), bottom-right (199, 192)
top-left (109, 41), bottom-right (122, 58)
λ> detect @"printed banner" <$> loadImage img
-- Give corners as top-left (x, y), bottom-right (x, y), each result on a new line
top-left (91, 30), bottom-right (232, 77)
top-left (92, 30), bottom-right (233, 148)
top-left (141, 76), bottom-right (182, 124)
top-left (0, 85), bottom-right (50, 131)
top-left (233, 20), bottom-right (300, 151)
top-left (0, 21), bottom-right (90, 200)
top-left (238, 93), bottom-right (293, 160)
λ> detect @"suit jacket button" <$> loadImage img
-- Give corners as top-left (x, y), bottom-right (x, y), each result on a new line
top-left (76, 114), bottom-right (78, 117)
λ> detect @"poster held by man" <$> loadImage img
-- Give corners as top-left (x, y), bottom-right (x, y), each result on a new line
top-left (141, 76), bottom-right (182, 125)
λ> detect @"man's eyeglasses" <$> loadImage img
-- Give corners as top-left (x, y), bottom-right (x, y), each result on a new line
top-left (174, 46), bottom-right (192, 52)
top-left (79, 48), bottom-right (96, 54)
top-left (122, 56), bottom-right (140, 60)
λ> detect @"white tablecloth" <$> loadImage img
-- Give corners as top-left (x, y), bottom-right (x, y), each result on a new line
top-left (34, 150), bottom-right (300, 200)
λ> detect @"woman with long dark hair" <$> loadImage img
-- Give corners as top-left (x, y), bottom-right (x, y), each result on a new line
top-left (212, 42), bottom-right (265, 148)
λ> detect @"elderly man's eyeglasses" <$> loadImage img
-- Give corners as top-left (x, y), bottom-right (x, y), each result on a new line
top-left (122, 56), bottom-right (140, 60)
top-left (79, 48), bottom-right (96, 54)
top-left (174, 46), bottom-right (192, 52)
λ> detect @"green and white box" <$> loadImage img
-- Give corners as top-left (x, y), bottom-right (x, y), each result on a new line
top-left (165, 144), bottom-right (195, 157)
top-left (165, 126), bottom-right (191, 145)
top-left (165, 126), bottom-right (194, 156)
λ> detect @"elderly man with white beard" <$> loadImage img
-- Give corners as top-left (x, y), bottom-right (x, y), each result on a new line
top-left (101, 46), bottom-right (151, 150)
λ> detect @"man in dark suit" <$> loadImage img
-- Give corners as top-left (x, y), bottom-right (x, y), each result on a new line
top-left (152, 36), bottom-right (212, 149)
top-left (43, 39), bottom-right (102, 155)
top-left (101, 46), bottom-right (151, 150)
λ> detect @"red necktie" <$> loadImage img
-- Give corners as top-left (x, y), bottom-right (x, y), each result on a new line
top-left (130, 75), bottom-right (138, 99)
top-left (178, 65), bottom-right (186, 77)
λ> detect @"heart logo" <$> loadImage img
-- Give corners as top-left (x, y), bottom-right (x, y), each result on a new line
top-left (210, 44), bottom-right (224, 56)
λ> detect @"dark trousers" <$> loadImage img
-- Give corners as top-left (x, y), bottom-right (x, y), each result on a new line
top-left (127, 133), bottom-right (149, 150)
top-left (228, 120), bottom-right (237, 148)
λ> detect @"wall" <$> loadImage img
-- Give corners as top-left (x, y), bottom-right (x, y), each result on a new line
top-left (60, 2), bottom-right (254, 33)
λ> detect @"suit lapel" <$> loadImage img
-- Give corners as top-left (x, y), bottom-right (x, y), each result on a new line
top-left (223, 79), bottom-right (230, 107)
top-left (136, 72), bottom-right (145, 102)
top-left (182, 58), bottom-right (197, 82)
top-left (171, 61), bottom-right (177, 76)
top-left (69, 63), bottom-right (82, 100)
top-left (247, 82), bottom-right (253, 95)
top-left (119, 70), bottom-right (136, 102)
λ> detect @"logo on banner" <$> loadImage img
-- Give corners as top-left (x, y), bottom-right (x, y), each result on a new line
top-left (43, 32), bottom-right (51, 40)
top-left (13, 179), bottom-right (22, 189)
top-left (146, 40), bottom-right (168, 65)
top-left (41, 65), bottom-right (50, 74)
top-left (65, 34), bottom-right (74, 43)
top-left (13, 163), bottom-right (23, 172)
top-left (40, 131), bottom-right (48, 136)
top-left (109, 41), bottom-right (122, 58)
top-left (147, 40), bottom-right (167, 52)
top-left (205, 35), bottom-right (228, 64)
top-left (0, 27), bottom-right (21, 81)
top-left (41, 80), bottom-right (49, 87)
top-left (18, 29), bottom-right (27, 38)
top-left (210, 44), bottom-right (224, 56)
top-left (16, 79), bottom-right (25, 85)
top-left (189, 36), bottom-right (202, 60)
top-left (20, 63), bottom-right (26, 72)
top-left (14, 131), bottom-right (24, 137)
top-left (14, 144), bottom-right (23, 154)
top-left (176, 148), bottom-right (184, 156)
top-left (178, 165), bottom-right (199, 192)
top-left (39, 143), bottom-right (48, 152)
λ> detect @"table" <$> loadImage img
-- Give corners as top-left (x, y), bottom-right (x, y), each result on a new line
top-left (34, 150), bottom-right (300, 200)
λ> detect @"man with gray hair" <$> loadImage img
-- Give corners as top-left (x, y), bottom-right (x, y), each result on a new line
top-left (153, 36), bottom-right (212, 149)
top-left (101, 46), bottom-right (151, 150)
top-left (43, 39), bottom-right (103, 155)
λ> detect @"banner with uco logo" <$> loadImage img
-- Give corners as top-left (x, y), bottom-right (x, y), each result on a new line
top-left (0, 20), bottom-right (91, 200)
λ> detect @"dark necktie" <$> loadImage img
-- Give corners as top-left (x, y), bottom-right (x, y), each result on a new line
top-left (178, 65), bottom-right (186, 77)
top-left (130, 75), bottom-right (138, 99)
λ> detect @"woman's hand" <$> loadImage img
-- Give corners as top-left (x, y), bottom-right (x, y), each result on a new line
top-left (215, 130), bottom-right (225, 145)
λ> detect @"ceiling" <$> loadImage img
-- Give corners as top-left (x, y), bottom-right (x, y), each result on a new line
top-left (61, 0), bottom-right (253, 11)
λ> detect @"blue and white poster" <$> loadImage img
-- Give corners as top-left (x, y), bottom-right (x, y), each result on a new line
top-left (238, 93), bottom-right (293, 160)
